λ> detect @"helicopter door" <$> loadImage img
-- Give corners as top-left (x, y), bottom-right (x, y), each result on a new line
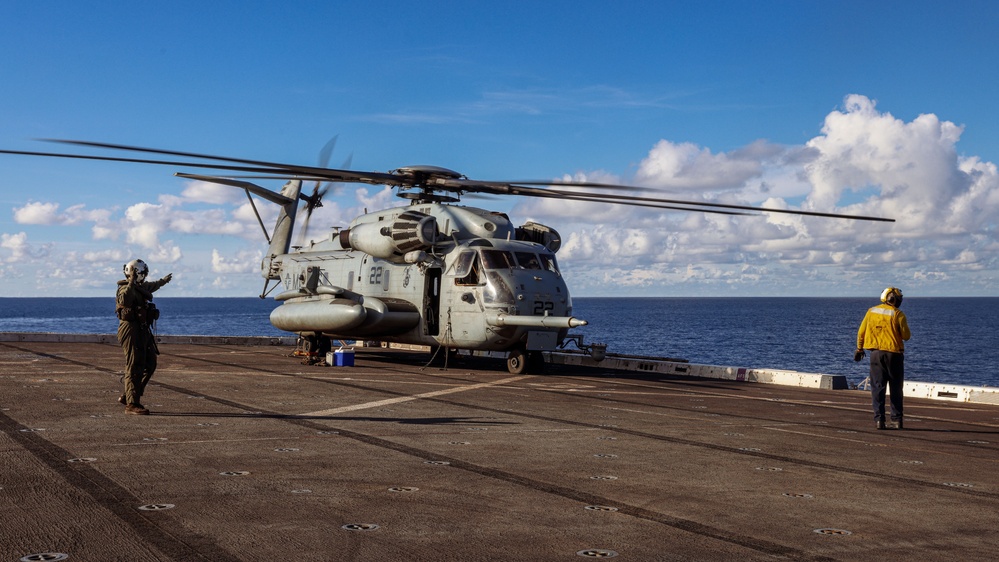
top-left (424, 267), bottom-right (442, 336)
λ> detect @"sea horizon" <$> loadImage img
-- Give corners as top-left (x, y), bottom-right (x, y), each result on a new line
top-left (2, 296), bottom-right (997, 388)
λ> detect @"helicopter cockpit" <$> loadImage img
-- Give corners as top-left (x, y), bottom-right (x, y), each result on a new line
top-left (451, 246), bottom-right (561, 283)
top-left (448, 242), bottom-right (566, 312)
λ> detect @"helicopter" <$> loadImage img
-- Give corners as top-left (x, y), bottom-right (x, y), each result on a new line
top-left (1, 139), bottom-right (894, 373)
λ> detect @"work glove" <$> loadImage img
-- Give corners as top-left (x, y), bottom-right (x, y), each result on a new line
top-left (853, 349), bottom-right (866, 362)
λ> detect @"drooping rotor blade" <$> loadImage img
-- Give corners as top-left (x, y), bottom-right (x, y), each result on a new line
top-left (37, 139), bottom-right (405, 187)
top-left (536, 186), bottom-right (895, 223)
top-left (445, 177), bottom-right (894, 222)
top-left (174, 173), bottom-right (295, 205)
top-left (5, 139), bottom-right (895, 223)
top-left (496, 179), bottom-right (659, 192)
top-left (496, 182), bottom-right (751, 216)
top-left (0, 148), bottom-right (307, 176)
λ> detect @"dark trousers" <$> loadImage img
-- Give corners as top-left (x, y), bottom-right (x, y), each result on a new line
top-left (869, 350), bottom-right (904, 422)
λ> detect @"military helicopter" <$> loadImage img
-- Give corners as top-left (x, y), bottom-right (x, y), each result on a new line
top-left (1, 140), bottom-right (894, 373)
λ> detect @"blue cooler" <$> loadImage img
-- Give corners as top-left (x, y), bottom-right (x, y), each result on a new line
top-left (328, 347), bottom-right (355, 367)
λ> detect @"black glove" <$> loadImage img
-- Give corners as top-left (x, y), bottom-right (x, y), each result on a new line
top-left (853, 349), bottom-right (866, 362)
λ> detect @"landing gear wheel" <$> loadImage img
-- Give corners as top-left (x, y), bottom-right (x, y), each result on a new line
top-left (302, 334), bottom-right (332, 365)
top-left (507, 348), bottom-right (528, 374)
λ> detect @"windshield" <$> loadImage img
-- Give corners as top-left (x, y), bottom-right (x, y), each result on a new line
top-left (480, 249), bottom-right (560, 275)
top-left (481, 249), bottom-right (515, 269)
top-left (514, 252), bottom-right (541, 270)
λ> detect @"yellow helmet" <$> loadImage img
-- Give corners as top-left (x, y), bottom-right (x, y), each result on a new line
top-left (880, 286), bottom-right (903, 307)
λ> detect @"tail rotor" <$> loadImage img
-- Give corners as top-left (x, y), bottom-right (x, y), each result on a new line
top-left (297, 136), bottom-right (346, 246)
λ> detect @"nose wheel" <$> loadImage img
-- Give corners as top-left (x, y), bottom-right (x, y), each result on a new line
top-left (506, 348), bottom-right (544, 374)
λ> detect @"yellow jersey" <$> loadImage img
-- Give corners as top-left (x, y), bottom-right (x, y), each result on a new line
top-left (857, 303), bottom-right (910, 353)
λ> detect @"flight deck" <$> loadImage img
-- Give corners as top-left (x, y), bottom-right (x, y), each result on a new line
top-left (2, 338), bottom-right (998, 561)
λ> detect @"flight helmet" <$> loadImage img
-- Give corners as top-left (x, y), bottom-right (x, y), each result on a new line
top-left (880, 286), bottom-right (903, 307)
top-left (124, 259), bottom-right (149, 282)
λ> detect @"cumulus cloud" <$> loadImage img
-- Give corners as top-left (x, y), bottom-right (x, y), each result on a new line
top-left (8, 94), bottom-right (999, 296)
top-left (179, 179), bottom-right (246, 205)
top-left (355, 186), bottom-right (396, 213)
top-left (211, 248), bottom-right (262, 274)
top-left (146, 243), bottom-right (182, 264)
top-left (1, 232), bottom-right (53, 263)
top-left (804, 94), bottom-right (973, 232)
top-left (13, 202), bottom-right (61, 224)
top-left (81, 248), bottom-right (129, 263)
top-left (634, 139), bottom-right (777, 192)
top-left (14, 202), bottom-right (113, 226)
top-left (530, 94), bottom-right (999, 295)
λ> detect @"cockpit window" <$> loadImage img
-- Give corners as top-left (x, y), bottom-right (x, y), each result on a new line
top-left (450, 251), bottom-right (475, 278)
top-left (453, 251), bottom-right (481, 286)
top-left (481, 249), bottom-right (515, 269)
top-left (515, 252), bottom-right (542, 270)
top-left (540, 253), bottom-right (560, 276)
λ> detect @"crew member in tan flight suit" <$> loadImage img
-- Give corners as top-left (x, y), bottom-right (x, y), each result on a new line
top-left (855, 287), bottom-right (911, 430)
top-left (116, 259), bottom-right (172, 415)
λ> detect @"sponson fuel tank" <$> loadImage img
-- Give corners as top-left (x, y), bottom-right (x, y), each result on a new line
top-left (270, 296), bottom-right (420, 336)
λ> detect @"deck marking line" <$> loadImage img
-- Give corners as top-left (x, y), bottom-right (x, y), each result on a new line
top-left (301, 375), bottom-right (532, 417)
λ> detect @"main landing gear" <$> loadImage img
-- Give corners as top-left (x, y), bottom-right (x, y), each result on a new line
top-left (295, 334), bottom-right (332, 365)
top-left (506, 347), bottom-right (545, 375)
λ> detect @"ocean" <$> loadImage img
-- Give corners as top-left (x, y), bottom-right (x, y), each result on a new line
top-left (1, 297), bottom-right (996, 388)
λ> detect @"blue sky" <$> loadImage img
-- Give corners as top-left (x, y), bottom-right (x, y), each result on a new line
top-left (2, 1), bottom-right (998, 297)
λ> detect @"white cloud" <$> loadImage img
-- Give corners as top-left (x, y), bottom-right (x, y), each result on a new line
top-left (355, 186), bottom-right (397, 213)
top-left (13, 201), bottom-right (112, 226)
top-left (14, 202), bottom-right (63, 225)
top-left (146, 243), bottom-right (182, 264)
top-left (211, 248), bottom-right (262, 274)
top-left (1, 232), bottom-right (54, 263)
top-left (526, 94), bottom-right (999, 295)
top-left (634, 139), bottom-right (776, 192)
top-left (179, 180), bottom-right (246, 205)
top-left (803, 94), bottom-right (973, 233)
top-left (81, 248), bottom-right (129, 263)
top-left (6, 94), bottom-right (999, 297)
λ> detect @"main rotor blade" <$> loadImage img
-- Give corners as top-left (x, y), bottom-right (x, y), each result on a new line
top-left (472, 177), bottom-right (893, 222)
top-left (7, 139), bottom-right (894, 223)
top-left (501, 182), bottom-right (894, 223)
top-left (0, 148), bottom-right (303, 175)
top-left (175, 173), bottom-right (295, 205)
top-left (501, 183), bottom-right (750, 216)
top-left (535, 192), bottom-right (751, 216)
top-left (39, 139), bottom-right (404, 187)
top-left (499, 179), bottom-right (658, 192)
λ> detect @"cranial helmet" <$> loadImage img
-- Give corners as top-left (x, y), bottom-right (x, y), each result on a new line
top-left (880, 286), bottom-right (903, 307)
top-left (124, 259), bottom-right (149, 282)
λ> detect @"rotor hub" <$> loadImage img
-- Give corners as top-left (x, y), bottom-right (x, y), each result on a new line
top-left (398, 190), bottom-right (460, 204)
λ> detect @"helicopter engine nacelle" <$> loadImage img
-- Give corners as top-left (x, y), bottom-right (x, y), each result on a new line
top-left (339, 210), bottom-right (438, 261)
top-left (515, 221), bottom-right (561, 253)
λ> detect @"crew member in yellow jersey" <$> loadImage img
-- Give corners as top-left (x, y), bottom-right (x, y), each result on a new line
top-left (855, 287), bottom-right (911, 430)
